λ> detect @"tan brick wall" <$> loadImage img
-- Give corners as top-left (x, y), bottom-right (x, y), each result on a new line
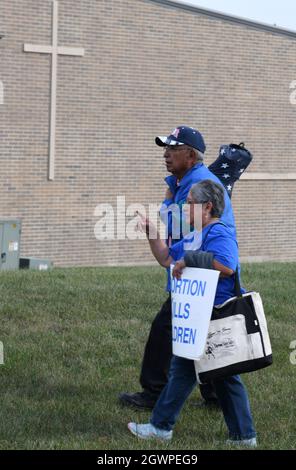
top-left (1, 0), bottom-right (296, 266)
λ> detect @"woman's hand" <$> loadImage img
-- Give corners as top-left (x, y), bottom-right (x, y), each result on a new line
top-left (136, 211), bottom-right (171, 267)
top-left (172, 259), bottom-right (186, 279)
top-left (136, 211), bottom-right (158, 239)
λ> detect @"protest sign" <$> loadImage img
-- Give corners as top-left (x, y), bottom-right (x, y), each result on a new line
top-left (171, 266), bottom-right (219, 360)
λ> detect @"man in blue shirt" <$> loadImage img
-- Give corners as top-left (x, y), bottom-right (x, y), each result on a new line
top-left (119, 126), bottom-right (237, 410)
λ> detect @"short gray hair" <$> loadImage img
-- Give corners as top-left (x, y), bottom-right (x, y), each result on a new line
top-left (190, 179), bottom-right (225, 218)
top-left (191, 147), bottom-right (204, 162)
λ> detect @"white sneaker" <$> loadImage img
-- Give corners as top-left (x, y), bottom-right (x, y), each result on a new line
top-left (226, 437), bottom-right (257, 448)
top-left (128, 422), bottom-right (173, 441)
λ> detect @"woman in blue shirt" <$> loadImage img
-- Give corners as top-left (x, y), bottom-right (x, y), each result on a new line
top-left (128, 179), bottom-right (257, 447)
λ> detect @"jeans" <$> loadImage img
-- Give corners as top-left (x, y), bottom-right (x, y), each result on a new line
top-left (150, 355), bottom-right (256, 440)
top-left (140, 296), bottom-right (217, 402)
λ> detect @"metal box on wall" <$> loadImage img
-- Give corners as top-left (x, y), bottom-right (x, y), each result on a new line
top-left (19, 257), bottom-right (52, 271)
top-left (0, 219), bottom-right (22, 270)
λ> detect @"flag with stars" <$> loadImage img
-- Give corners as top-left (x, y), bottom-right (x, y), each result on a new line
top-left (208, 143), bottom-right (253, 198)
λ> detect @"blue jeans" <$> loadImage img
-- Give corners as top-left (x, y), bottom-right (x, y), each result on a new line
top-left (150, 355), bottom-right (256, 440)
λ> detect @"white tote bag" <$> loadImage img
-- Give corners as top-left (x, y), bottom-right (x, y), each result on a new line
top-left (194, 290), bottom-right (272, 384)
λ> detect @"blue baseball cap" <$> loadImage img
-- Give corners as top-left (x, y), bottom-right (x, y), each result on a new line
top-left (155, 126), bottom-right (206, 153)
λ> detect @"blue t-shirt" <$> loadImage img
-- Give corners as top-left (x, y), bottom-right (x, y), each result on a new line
top-left (161, 163), bottom-right (236, 241)
top-left (169, 222), bottom-right (243, 305)
top-left (160, 163), bottom-right (236, 290)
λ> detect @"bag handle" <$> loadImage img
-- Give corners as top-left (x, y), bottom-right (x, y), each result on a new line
top-left (201, 222), bottom-right (242, 298)
top-left (234, 267), bottom-right (243, 298)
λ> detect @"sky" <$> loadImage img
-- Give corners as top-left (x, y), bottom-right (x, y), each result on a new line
top-left (175, 0), bottom-right (296, 31)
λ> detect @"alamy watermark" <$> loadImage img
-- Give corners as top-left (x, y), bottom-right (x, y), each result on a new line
top-left (93, 196), bottom-right (202, 241)
top-left (0, 341), bottom-right (4, 365)
top-left (0, 80), bottom-right (4, 105)
top-left (289, 80), bottom-right (296, 105)
top-left (290, 340), bottom-right (296, 365)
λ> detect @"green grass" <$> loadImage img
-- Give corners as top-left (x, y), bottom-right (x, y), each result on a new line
top-left (0, 263), bottom-right (295, 450)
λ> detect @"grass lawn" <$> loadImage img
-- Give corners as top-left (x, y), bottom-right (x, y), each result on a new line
top-left (0, 263), bottom-right (295, 450)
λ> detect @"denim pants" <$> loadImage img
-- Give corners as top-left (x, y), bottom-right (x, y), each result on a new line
top-left (140, 296), bottom-right (217, 402)
top-left (150, 355), bottom-right (256, 440)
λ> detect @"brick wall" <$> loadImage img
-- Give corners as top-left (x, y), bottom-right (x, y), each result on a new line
top-left (1, 0), bottom-right (296, 266)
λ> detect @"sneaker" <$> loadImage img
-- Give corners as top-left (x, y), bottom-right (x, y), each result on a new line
top-left (119, 392), bottom-right (158, 410)
top-left (226, 437), bottom-right (257, 448)
top-left (128, 422), bottom-right (173, 441)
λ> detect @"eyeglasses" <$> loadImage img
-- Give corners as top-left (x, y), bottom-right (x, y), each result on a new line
top-left (186, 200), bottom-right (209, 205)
top-left (164, 145), bottom-right (188, 152)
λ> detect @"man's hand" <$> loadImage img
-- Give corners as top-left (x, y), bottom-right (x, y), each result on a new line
top-left (172, 259), bottom-right (186, 279)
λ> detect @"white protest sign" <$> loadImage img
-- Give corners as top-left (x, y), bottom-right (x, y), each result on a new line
top-left (171, 266), bottom-right (220, 360)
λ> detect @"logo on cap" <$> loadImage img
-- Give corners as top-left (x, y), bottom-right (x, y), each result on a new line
top-left (172, 128), bottom-right (180, 139)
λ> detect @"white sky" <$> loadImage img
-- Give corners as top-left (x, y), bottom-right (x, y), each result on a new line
top-left (175, 0), bottom-right (296, 31)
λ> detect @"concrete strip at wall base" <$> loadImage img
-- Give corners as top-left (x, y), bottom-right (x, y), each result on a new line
top-left (95, 258), bottom-right (292, 267)
top-left (241, 173), bottom-right (296, 180)
top-left (94, 261), bottom-right (158, 268)
top-left (240, 256), bottom-right (293, 263)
